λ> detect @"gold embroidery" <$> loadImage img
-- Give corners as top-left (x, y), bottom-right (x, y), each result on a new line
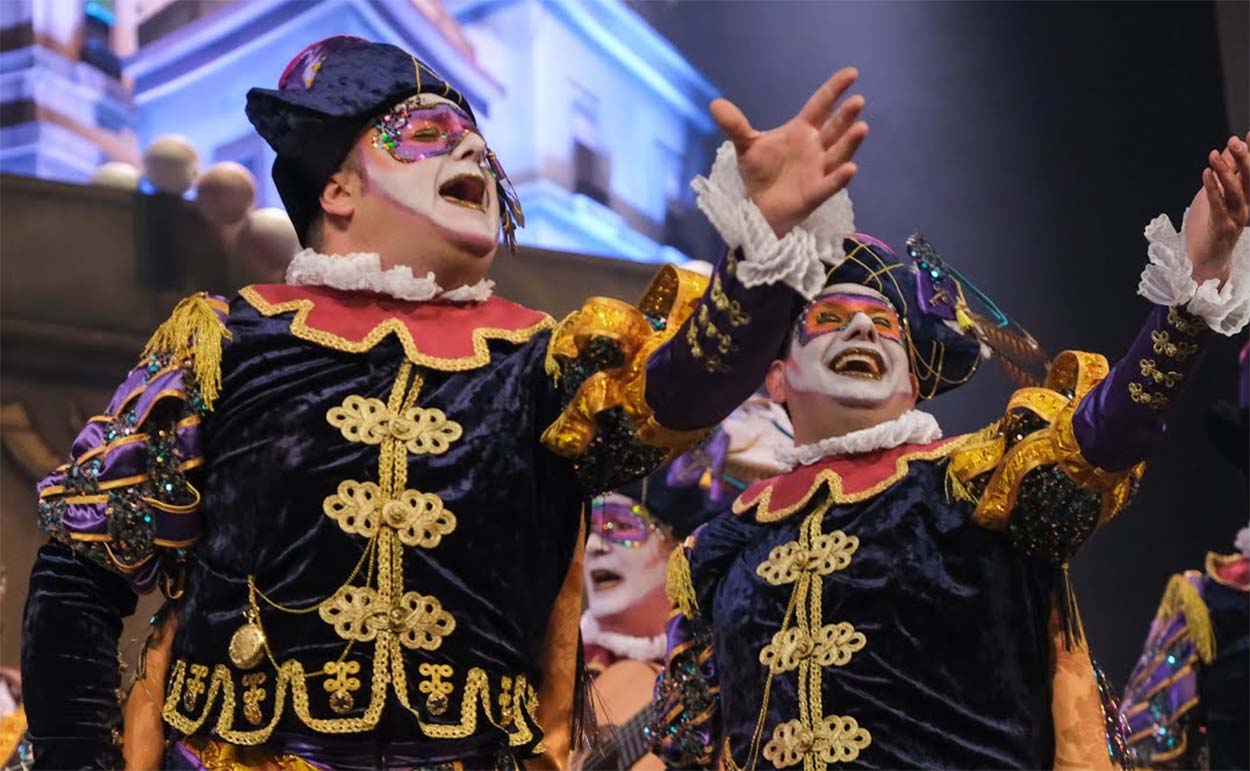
top-left (326, 395), bottom-right (463, 455)
top-left (763, 715), bottom-right (872, 768)
top-left (758, 622), bottom-right (866, 674)
top-left (179, 735), bottom-right (321, 771)
top-left (324, 660), bottom-right (361, 714)
top-left (241, 672), bottom-right (267, 725)
top-left (1138, 359), bottom-right (1183, 388)
top-left (710, 272), bottom-right (750, 327)
top-left (184, 664), bottom-right (209, 711)
top-left (756, 531), bottom-right (859, 586)
top-left (318, 586), bottom-right (455, 649)
top-left (1150, 330), bottom-right (1199, 361)
top-left (1128, 382), bottom-right (1170, 410)
top-left (418, 662), bottom-right (454, 715)
top-left (239, 285), bottom-right (554, 372)
top-left (323, 480), bottom-right (456, 547)
top-left (498, 675), bottom-right (515, 725)
top-left (1167, 306), bottom-right (1205, 337)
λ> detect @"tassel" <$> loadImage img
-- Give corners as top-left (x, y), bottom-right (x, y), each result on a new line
top-left (140, 293), bottom-right (230, 411)
top-left (1156, 573), bottom-right (1215, 664)
top-left (954, 304), bottom-right (978, 334)
top-left (1055, 563), bottom-right (1086, 650)
top-left (945, 464), bottom-right (978, 505)
top-left (665, 546), bottom-right (699, 621)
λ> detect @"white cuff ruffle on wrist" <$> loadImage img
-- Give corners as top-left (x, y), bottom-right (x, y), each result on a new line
top-left (1139, 209), bottom-right (1249, 335)
top-left (692, 141), bottom-right (855, 300)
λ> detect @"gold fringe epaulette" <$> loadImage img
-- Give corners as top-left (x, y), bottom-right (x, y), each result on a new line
top-left (1156, 571), bottom-right (1215, 664)
top-left (666, 539), bottom-right (700, 621)
top-left (141, 292), bottom-right (231, 410)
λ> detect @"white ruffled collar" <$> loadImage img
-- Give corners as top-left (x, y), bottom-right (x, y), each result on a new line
top-left (580, 612), bottom-right (667, 663)
top-left (285, 249), bottom-right (494, 303)
top-left (775, 410), bottom-right (942, 471)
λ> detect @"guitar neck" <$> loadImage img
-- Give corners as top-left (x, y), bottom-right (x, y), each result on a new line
top-left (586, 704), bottom-right (657, 770)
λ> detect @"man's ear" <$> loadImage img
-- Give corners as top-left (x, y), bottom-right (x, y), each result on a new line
top-left (319, 167), bottom-right (359, 220)
top-left (765, 360), bottom-right (788, 405)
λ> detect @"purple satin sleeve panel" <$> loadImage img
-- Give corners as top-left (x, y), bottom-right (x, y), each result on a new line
top-left (646, 249), bottom-right (806, 431)
top-left (1072, 305), bottom-right (1208, 472)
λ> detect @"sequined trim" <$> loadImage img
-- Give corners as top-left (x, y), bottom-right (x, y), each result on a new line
top-left (955, 350), bottom-right (1145, 531)
top-left (542, 266), bottom-right (713, 458)
top-left (239, 285), bottom-right (553, 372)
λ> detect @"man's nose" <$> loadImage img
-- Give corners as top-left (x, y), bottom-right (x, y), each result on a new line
top-left (451, 131), bottom-right (486, 163)
top-left (586, 532), bottom-right (611, 554)
top-left (843, 312), bottom-right (878, 342)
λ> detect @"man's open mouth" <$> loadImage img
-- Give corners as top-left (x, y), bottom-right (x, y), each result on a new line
top-left (590, 568), bottom-right (622, 591)
top-left (828, 347), bottom-right (885, 380)
top-left (438, 173), bottom-right (487, 211)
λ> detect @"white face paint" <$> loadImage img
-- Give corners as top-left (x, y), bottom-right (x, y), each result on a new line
top-left (583, 493), bottom-right (671, 623)
top-left (784, 283), bottom-right (913, 409)
top-left (360, 95), bottom-right (500, 255)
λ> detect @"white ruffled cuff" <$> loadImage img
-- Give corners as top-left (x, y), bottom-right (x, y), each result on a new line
top-left (692, 140), bottom-right (855, 300)
top-left (1138, 209), bottom-right (1249, 335)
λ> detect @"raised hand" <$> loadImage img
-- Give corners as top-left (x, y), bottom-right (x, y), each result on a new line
top-left (1186, 133), bottom-right (1250, 284)
top-left (711, 67), bottom-right (869, 238)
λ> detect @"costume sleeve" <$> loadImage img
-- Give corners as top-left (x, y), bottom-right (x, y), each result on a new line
top-left (1118, 571), bottom-right (1212, 768)
top-left (948, 209), bottom-right (1248, 563)
top-left (648, 538), bottom-right (722, 769)
top-left (542, 142), bottom-right (855, 495)
top-left (21, 292), bottom-right (228, 769)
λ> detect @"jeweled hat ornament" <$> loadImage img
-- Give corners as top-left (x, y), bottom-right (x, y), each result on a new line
top-left (245, 36), bottom-right (523, 250)
top-left (825, 233), bottom-right (1046, 399)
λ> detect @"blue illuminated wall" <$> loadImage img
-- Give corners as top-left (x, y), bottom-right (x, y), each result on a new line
top-left (124, 0), bottom-right (718, 264)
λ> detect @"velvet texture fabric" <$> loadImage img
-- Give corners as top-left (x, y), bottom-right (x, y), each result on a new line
top-left (22, 542), bottom-right (138, 769)
top-left (692, 459), bottom-right (1057, 769)
top-left (165, 296), bottom-right (580, 758)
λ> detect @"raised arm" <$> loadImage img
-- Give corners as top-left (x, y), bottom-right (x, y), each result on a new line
top-left (543, 70), bottom-right (868, 494)
top-left (1073, 133), bottom-right (1250, 470)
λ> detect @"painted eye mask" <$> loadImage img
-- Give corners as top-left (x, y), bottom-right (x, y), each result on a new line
top-left (798, 293), bottom-right (904, 345)
top-left (590, 498), bottom-right (657, 548)
top-left (374, 100), bottom-right (483, 163)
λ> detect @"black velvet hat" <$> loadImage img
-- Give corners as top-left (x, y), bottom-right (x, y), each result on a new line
top-left (245, 36), bottom-right (479, 245)
top-left (822, 233), bottom-right (1044, 399)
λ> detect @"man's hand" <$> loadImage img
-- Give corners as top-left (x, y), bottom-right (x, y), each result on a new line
top-left (1186, 133), bottom-right (1250, 285)
top-left (711, 67), bottom-right (868, 238)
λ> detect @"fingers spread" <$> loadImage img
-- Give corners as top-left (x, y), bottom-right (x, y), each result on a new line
top-left (823, 121), bottom-right (869, 173)
top-left (798, 67), bottom-right (859, 127)
top-left (814, 162), bottom-right (858, 202)
top-left (819, 95), bottom-right (865, 148)
top-left (710, 98), bottom-right (757, 154)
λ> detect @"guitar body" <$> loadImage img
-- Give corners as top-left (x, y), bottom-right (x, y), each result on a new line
top-left (581, 659), bottom-right (664, 770)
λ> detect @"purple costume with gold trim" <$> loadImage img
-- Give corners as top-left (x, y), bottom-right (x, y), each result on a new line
top-left (652, 233), bottom-right (1220, 770)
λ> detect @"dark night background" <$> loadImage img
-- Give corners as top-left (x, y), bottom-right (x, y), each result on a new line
top-left (629, 0), bottom-right (1249, 689)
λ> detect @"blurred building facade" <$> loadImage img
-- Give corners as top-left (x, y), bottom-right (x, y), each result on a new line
top-left (0, 0), bottom-right (718, 263)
